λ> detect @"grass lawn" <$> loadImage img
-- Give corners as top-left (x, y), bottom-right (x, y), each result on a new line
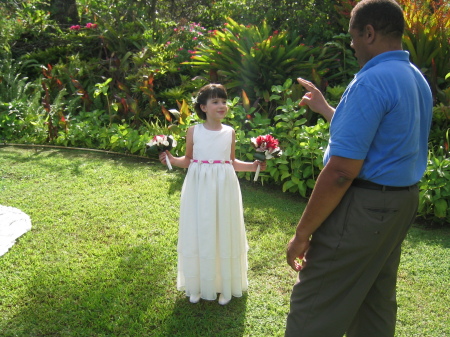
top-left (0, 146), bottom-right (448, 337)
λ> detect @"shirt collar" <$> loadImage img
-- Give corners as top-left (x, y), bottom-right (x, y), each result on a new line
top-left (358, 50), bottom-right (410, 75)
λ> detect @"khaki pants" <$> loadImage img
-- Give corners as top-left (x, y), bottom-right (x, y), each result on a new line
top-left (285, 185), bottom-right (419, 337)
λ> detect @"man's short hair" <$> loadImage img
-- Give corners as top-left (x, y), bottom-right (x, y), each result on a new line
top-left (350, 0), bottom-right (404, 39)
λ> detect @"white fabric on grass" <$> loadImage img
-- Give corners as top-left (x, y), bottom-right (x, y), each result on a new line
top-left (0, 205), bottom-right (32, 256)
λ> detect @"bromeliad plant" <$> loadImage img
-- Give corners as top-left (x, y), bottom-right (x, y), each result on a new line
top-left (398, 0), bottom-right (450, 104)
top-left (185, 17), bottom-right (335, 117)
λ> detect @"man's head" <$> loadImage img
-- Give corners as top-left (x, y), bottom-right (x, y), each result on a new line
top-left (349, 0), bottom-right (404, 66)
top-left (350, 0), bottom-right (404, 38)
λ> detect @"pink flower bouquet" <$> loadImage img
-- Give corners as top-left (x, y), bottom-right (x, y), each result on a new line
top-left (251, 134), bottom-right (282, 181)
top-left (146, 135), bottom-right (177, 170)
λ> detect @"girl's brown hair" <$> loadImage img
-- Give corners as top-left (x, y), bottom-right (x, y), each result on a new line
top-left (194, 84), bottom-right (227, 120)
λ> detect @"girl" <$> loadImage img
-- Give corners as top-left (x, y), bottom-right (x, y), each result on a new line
top-left (159, 83), bottom-right (265, 305)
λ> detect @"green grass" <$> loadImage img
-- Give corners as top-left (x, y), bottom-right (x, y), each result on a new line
top-left (0, 146), bottom-right (448, 337)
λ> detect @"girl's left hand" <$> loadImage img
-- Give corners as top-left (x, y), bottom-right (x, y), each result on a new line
top-left (255, 160), bottom-right (266, 171)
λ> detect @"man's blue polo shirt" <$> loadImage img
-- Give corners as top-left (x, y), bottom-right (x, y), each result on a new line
top-left (323, 50), bottom-right (433, 186)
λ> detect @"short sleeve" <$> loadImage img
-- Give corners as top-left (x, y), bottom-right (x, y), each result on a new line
top-left (329, 82), bottom-right (387, 160)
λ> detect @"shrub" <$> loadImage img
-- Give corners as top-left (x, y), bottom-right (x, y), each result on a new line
top-left (222, 79), bottom-right (329, 197)
top-left (0, 57), bottom-right (46, 143)
top-left (418, 144), bottom-right (450, 225)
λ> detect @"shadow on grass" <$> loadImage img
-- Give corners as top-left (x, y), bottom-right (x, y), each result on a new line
top-left (159, 294), bottom-right (248, 336)
top-left (1, 243), bottom-right (184, 336)
top-left (0, 240), bottom-right (248, 336)
top-left (406, 224), bottom-right (450, 249)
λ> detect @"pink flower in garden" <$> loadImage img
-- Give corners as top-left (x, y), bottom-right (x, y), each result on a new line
top-left (178, 47), bottom-right (184, 51)
top-left (193, 37), bottom-right (198, 40)
top-left (69, 25), bottom-right (81, 31)
top-left (174, 28), bottom-right (178, 32)
top-left (273, 30), bottom-right (279, 34)
top-left (86, 23), bottom-right (98, 29)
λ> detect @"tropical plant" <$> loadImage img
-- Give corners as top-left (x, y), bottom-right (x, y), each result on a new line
top-left (398, 0), bottom-right (450, 105)
top-left (323, 33), bottom-right (359, 86)
top-left (185, 18), bottom-right (336, 117)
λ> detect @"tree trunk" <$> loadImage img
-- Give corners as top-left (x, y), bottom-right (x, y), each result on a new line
top-left (149, 0), bottom-right (158, 21)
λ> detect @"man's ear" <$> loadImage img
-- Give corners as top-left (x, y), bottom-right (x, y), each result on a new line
top-left (365, 24), bottom-right (376, 43)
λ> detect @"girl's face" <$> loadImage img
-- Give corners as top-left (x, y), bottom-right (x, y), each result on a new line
top-left (201, 97), bottom-right (228, 121)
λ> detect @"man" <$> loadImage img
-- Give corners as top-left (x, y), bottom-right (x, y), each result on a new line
top-left (284, 0), bottom-right (433, 336)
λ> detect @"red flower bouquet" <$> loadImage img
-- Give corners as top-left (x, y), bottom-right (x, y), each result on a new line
top-left (251, 134), bottom-right (282, 181)
top-left (146, 135), bottom-right (177, 170)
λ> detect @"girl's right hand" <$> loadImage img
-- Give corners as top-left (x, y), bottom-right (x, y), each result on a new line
top-left (159, 150), bottom-right (173, 165)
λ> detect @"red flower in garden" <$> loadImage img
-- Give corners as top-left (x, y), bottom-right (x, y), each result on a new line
top-left (69, 25), bottom-right (81, 31)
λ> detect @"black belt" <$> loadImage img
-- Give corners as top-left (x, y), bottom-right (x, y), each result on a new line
top-left (351, 179), bottom-right (416, 191)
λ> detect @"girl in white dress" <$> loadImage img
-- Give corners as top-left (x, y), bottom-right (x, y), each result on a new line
top-left (159, 84), bottom-right (265, 305)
